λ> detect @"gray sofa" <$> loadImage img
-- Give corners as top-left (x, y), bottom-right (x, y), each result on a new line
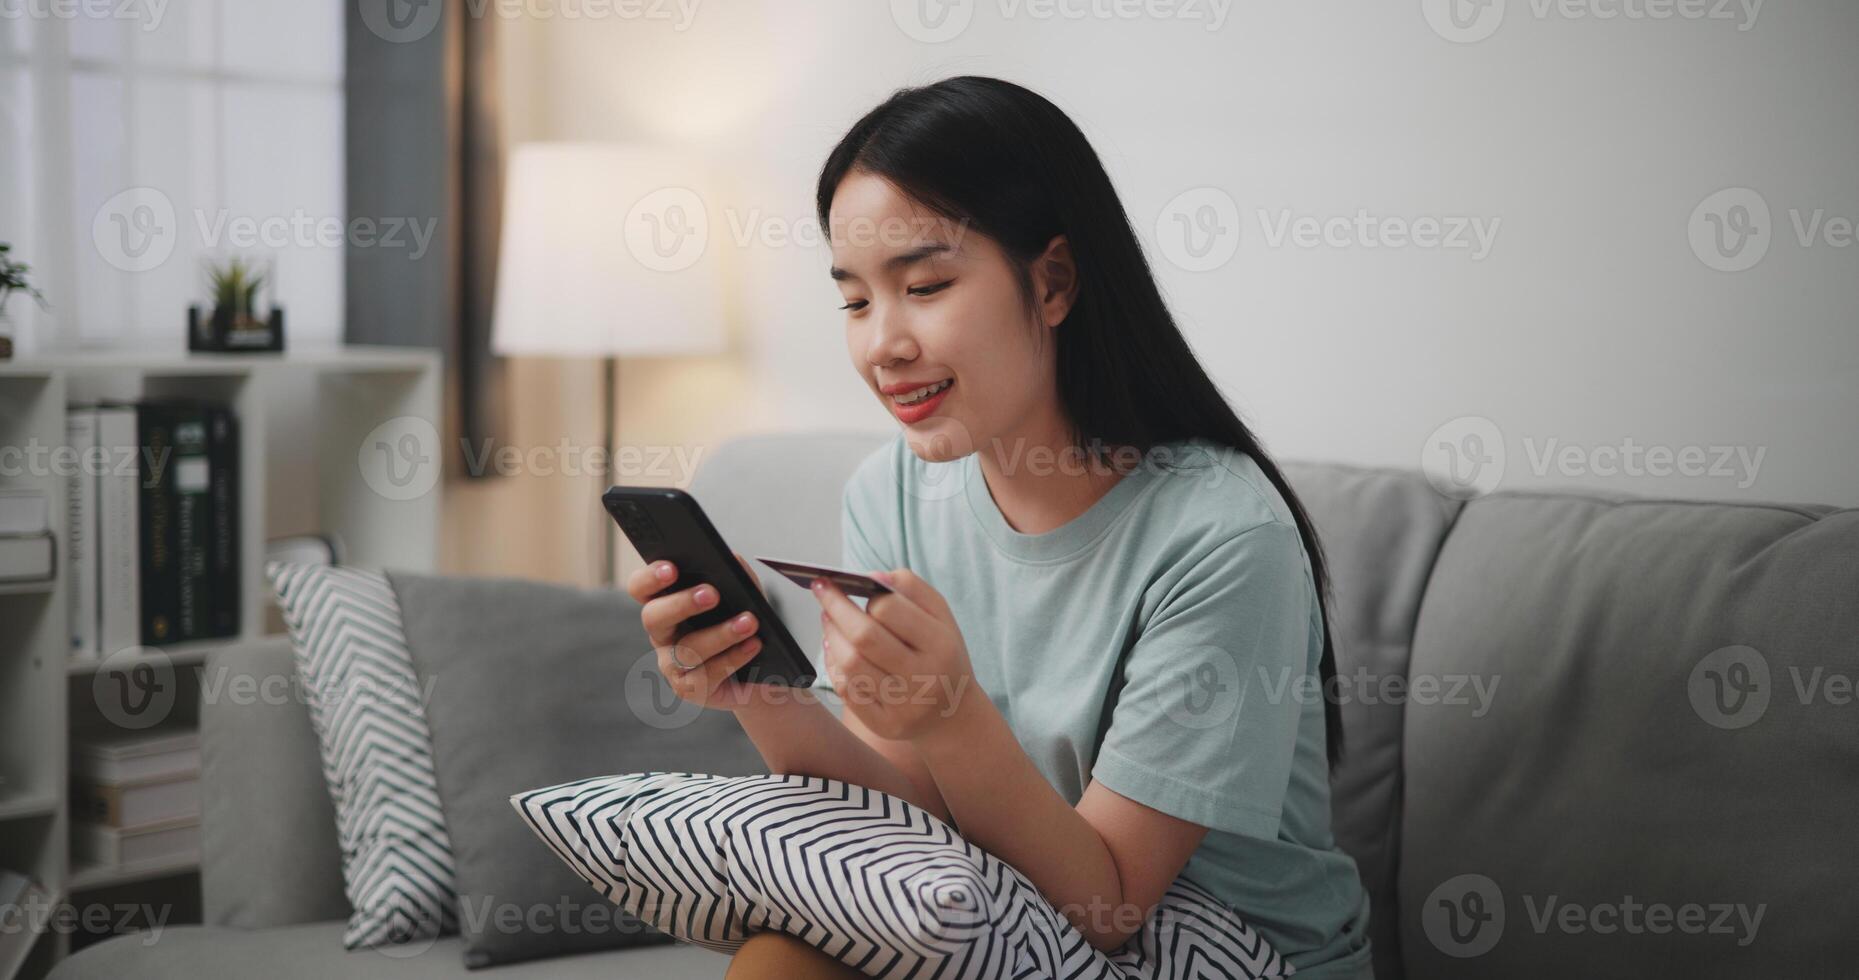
top-left (54, 432), bottom-right (1858, 979)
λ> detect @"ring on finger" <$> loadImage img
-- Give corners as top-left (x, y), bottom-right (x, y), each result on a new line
top-left (670, 647), bottom-right (699, 671)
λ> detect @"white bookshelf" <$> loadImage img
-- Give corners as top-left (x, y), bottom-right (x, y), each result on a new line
top-left (0, 347), bottom-right (442, 979)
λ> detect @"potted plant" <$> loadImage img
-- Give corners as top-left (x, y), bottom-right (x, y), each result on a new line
top-left (188, 254), bottom-right (285, 352)
top-left (0, 242), bottom-right (48, 361)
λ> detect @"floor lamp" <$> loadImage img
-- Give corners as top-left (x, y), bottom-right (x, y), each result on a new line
top-left (490, 143), bottom-right (725, 587)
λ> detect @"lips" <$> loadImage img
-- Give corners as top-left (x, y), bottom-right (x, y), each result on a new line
top-left (888, 378), bottom-right (953, 424)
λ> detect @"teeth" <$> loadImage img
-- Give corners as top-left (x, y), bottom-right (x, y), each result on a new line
top-left (895, 379), bottom-right (952, 405)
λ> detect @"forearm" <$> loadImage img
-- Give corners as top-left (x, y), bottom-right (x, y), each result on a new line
top-left (914, 693), bottom-right (1126, 948)
top-left (732, 689), bottom-right (950, 821)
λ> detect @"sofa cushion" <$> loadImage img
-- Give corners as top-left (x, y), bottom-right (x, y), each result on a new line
top-left (265, 562), bottom-right (459, 949)
top-left (390, 572), bottom-right (769, 968)
top-left (1284, 461), bottom-right (1463, 980)
top-left (200, 636), bottom-right (351, 929)
top-left (1400, 492), bottom-right (1859, 978)
top-left (512, 771), bottom-right (1295, 979)
top-left (49, 920), bottom-right (730, 980)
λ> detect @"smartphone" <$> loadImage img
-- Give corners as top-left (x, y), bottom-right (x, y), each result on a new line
top-left (603, 485), bottom-right (816, 688)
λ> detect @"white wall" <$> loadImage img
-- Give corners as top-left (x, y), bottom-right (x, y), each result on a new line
top-left (501, 0), bottom-right (1858, 508)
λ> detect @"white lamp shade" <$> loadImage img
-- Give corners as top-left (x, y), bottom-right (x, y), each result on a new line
top-left (491, 143), bottom-right (727, 357)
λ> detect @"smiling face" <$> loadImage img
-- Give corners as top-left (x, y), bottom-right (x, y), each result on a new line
top-left (828, 171), bottom-right (1072, 464)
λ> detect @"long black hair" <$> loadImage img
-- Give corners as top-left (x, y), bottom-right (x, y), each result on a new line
top-left (816, 75), bottom-right (1344, 768)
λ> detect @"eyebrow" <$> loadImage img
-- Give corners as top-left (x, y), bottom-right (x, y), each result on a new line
top-left (829, 242), bottom-right (954, 282)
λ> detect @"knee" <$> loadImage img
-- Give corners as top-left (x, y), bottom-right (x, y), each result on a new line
top-left (726, 930), bottom-right (863, 980)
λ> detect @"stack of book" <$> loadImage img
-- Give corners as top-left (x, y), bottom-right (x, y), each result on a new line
top-left (67, 400), bottom-right (241, 663)
top-left (70, 728), bottom-right (202, 875)
top-left (0, 487), bottom-right (55, 584)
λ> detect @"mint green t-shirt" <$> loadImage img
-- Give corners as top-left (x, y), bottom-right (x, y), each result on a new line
top-left (814, 434), bottom-right (1373, 978)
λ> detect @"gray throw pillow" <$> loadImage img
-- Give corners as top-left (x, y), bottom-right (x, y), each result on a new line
top-left (388, 571), bottom-right (768, 969)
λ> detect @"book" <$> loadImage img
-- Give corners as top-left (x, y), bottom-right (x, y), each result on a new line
top-left (72, 814), bottom-right (200, 868)
top-left (137, 403), bottom-right (178, 645)
top-left (72, 772), bottom-right (200, 829)
top-left (205, 404), bottom-right (240, 638)
top-left (67, 407), bottom-right (101, 661)
top-left (95, 405), bottom-right (141, 657)
top-left (0, 532), bottom-right (54, 583)
top-left (0, 487), bottom-right (48, 534)
top-left (72, 727), bottom-right (200, 784)
top-left (168, 404), bottom-right (211, 641)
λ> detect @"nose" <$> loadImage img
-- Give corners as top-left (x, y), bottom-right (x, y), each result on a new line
top-left (865, 299), bottom-right (918, 367)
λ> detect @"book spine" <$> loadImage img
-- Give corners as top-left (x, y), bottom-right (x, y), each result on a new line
top-left (170, 405), bottom-right (211, 642)
top-left (72, 783), bottom-right (124, 826)
top-left (67, 408), bottom-right (101, 661)
top-left (137, 403), bottom-right (178, 646)
top-left (96, 407), bottom-right (141, 657)
top-left (206, 404), bottom-right (240, 638)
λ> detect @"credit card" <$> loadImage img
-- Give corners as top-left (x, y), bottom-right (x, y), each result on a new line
top-left (754, 556), bottom-right (892, 598)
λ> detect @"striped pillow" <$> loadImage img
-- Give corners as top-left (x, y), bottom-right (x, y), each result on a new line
top-left (511, 771), bottom-right (1291, 979)
top-left (266, 561), bottom-right (458, 950)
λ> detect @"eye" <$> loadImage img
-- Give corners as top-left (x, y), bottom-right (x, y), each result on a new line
top-left (838, 299), bottom-right (868, 312)
top-left (908, 279), bottom-right (954, 297)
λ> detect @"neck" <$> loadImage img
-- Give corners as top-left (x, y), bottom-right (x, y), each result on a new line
top-left (975, 411), bottom-right (1131, 536)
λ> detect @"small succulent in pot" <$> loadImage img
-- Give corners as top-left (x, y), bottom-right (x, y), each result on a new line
top-left (191, 253), bottom-right (284, 351)
top-left (208, 255), bottom-right (270, 331)
top-left (0, 242), bottom-right (50, 360)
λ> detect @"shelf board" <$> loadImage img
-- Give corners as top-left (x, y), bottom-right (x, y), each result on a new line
top-left (68, 853), bottom-right (200, 892)
top-left (0, 791), bottom-right (58, 821)
top-left (65, 636), bottom-right (251, 676)
top-left (0, 578), bottom-right (56, 596)
top-left (0, 345), bottom-right (438, 377)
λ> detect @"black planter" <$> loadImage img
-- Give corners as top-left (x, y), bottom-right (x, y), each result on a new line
top-left (188, 304), bottom-right (285, 353)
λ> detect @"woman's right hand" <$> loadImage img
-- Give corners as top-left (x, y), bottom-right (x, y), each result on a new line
top-left (625, 554), bottom-right (767, 711)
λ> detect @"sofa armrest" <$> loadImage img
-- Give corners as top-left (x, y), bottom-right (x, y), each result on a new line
top-left (199, 636), bottom-right (350, 928)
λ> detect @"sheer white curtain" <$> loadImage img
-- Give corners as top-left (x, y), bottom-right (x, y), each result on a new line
top-left (0, 0), bottom-right (343, 354)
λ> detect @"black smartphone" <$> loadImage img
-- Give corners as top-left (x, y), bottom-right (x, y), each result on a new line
top-left (603, 485), bottom-right (817, 689)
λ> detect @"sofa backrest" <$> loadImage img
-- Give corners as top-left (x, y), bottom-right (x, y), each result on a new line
top-left (686, 429), bottom-right (890, 672)
top-left (1399, 491), bottom-right (1859, 979)
top-left (1284, 463), bottom-right (1465, 980)
top-left (200, 636), bottom-right (352, 928)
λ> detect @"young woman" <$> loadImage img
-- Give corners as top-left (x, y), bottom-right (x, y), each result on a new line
top-left (624, 76), bottom-right (1373, 980)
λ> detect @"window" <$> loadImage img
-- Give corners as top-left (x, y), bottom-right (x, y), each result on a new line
top-left (0, 0), bottom-right (343, 351)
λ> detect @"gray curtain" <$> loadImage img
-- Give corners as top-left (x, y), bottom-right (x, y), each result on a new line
top-left (345, 0), bottom-right (508, 478)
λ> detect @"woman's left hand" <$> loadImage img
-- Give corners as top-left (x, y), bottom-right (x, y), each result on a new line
top-left (812, 569), bottom-right (978, 743)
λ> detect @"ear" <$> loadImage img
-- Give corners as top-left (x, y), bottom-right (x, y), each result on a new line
top-left (1031, 234), bottom-right (1080, 330)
